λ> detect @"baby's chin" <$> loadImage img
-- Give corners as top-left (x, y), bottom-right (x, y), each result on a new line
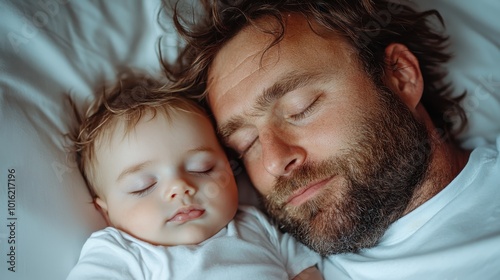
top-left (147, 225), bottom-right (227, 246)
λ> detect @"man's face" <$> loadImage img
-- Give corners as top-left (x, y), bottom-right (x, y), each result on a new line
top-left (207, 14), bottom-right (430, 255)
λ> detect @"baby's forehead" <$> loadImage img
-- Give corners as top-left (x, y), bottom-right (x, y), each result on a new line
top-left (95, 106), bottom-right (208, 150)
top-left (91, 107), bottom-right (213, 172)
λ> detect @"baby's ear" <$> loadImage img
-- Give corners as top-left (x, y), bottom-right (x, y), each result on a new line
top-left (382, 43), bottom-right (424, 112)
top-left (95, 197), bottom-right (111, 225)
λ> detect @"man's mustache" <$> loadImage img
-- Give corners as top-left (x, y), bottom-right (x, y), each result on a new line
top-left (266, 159), bottom-right (342, 208)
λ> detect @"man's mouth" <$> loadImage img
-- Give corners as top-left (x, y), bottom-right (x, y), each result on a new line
top-left (167, 206), bottom-right (205, 223)
top-left (286, 176), bottom-right (335, 206)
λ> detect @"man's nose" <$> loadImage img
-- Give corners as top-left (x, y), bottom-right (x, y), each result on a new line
top-left (259, 127), bottom-right (305, 177)
top-left (164, 179), bottom-right (196, 201)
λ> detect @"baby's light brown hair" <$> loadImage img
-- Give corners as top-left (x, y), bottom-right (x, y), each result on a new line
top-left (72, 73), bottom-right (206, 202)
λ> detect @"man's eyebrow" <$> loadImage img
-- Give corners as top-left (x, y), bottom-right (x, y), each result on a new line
top-left (218, 115), bottom-right (245, 144)
top-left (217, 71), bottom-right (324, 143)
top-left (254, 70), bottom-right (324, 113)
top-left (117, 161), bottom-right (152, 182)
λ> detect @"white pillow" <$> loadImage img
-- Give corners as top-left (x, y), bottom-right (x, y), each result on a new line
top-left (417, 0), bottom-right (500, 148)
top-left (0, 1), bottom-right (498, 280)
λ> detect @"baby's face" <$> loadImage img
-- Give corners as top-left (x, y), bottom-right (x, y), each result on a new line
top-left (94, 109), bottom-right (238, 246)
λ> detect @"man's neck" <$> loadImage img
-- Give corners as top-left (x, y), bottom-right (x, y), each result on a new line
top-left (403, 131), bottom-right (471, 216)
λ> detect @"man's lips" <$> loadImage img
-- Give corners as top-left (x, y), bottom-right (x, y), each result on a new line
top-left (286, 176), bottom-right (335, 206)
top-left (167, 206), bottom-right (205, 223)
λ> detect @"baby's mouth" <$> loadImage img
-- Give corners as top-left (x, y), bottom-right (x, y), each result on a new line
top-left (167, 206), bottom-right (205, 223)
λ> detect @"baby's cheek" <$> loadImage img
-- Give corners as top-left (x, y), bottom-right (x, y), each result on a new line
top-left (200, 181), bottom-right (225, 199)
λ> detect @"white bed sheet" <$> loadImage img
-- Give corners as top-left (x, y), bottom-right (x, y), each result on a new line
top-left (0, 0), bottom-right (498, 279)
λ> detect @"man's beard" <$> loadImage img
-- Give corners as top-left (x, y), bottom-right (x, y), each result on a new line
top-left (263, 86), bottom-right (432, 256)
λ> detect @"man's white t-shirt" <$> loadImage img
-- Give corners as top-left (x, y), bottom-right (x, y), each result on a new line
top-left (322, 137), bottom-right (500, 280)
top-left (67, 205), bottom-right (320, 280)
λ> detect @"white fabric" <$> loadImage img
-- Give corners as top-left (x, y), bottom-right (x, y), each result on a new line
top-left (0, 1), bottom-right (499, 280)
top-left (67, 206), bottom-right (320, 280)
top-left (417, 0), bottom-right (500, 149)
top-left (321, 136), bottom-right (500, 280)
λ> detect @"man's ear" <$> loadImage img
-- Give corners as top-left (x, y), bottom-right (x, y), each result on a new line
top-left (383, 43), bottom-right (423, 111)
top-left (95, 197), bottom-right (112, 225)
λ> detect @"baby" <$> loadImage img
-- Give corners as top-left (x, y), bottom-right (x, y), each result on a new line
top-left (66, 74), bottom-right (322, 279)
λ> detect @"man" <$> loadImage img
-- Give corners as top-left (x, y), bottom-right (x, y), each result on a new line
top-left (165, 0), bottom-right (500, 278)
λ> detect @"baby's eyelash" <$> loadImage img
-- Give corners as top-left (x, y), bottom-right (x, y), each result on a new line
top-left (194, 166), bottom-right (215, 175)
top-left (131, 183), bottom-right (157, 197)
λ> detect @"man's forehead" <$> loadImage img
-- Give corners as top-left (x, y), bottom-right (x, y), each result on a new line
top-left (207, 14), bottom-right (315, 101)
top-left (206, 22), bottom-right (271, 123)
top-left (207, 12), bottom-right (344, 86)
top-left (207, 17), bottom-right (276, 88)
top-left (206, 12), bottom-right (355, 129)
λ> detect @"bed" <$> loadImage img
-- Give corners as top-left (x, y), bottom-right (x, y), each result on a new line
top-left (0, 0), bottom-right (499, 279)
